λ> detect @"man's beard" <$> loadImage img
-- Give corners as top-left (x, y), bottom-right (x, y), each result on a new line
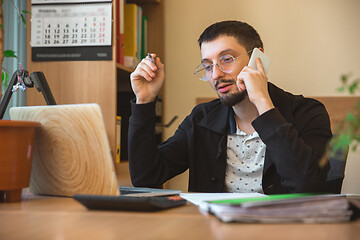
top-left (220, 90), bottom-right (248, 106)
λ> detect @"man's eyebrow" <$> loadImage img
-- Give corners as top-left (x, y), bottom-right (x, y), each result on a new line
top-left (201, 49), bottom-right (237, 63)
top-left (219, 49), bottom-right (236, 55)
top-left (201, 58), bottom-right (212, 64)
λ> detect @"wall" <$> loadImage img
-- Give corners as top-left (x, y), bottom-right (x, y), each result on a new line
top-left (162, 0), bottom-right (360, 192)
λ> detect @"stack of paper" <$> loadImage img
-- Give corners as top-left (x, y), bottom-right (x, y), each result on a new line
top-left (205, 193), bottom-right (353, 223)
top-left (180, 192), bottom-right (266, 207)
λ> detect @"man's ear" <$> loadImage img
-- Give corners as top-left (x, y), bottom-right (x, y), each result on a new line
top-left (258, 47), bottom-right (264, 53)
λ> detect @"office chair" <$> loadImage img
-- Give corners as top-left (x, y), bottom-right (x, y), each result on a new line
top-left (324, 146), bottom-right (349, 194)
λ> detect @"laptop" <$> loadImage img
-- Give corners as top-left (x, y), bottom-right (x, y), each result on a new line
top-left (9, 104), bottom-right (181, 198)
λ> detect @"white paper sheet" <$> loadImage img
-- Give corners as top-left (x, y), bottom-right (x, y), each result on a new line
top-left (180, 192), bottom-right (267, 206)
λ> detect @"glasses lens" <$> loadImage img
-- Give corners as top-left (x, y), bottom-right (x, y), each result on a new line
top-left (218, 55), bottom-right (235, 73)
top-left (195, 64), bottom-right (212, 81)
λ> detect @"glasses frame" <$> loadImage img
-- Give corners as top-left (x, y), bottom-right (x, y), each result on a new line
top-left (194, 50), bottom-right (253, 81)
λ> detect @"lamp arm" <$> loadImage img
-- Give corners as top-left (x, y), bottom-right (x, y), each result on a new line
top-left (0, 70), bottom-right (23, 119)
top-left (30, 72), bottom-right (56, 106)
top-left (0, 69), bottom-right (56, 119)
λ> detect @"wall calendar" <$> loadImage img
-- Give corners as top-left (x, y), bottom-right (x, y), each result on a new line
top-left (31, 0), bottom-right (112, 61)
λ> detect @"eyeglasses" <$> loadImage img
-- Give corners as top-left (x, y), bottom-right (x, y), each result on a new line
top-left (194, 50), bottom-right (252, 81)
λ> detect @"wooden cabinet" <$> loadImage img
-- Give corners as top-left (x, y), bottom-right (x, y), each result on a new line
top-left (26, 0), bottom-right (164, 164)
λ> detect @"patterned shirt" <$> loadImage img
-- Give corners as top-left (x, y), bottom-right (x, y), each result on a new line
top-left (224, 127), bottom-right (266, 193)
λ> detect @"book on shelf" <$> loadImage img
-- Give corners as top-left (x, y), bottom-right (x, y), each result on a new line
top-left (124, 3), bottom-right (138, 68)
top-left (122, 3), bottom-right (148, 69)
top-left (141, 15), bottom-right (148, 59)
top-left (116, 0), bottom-right (125, 65)
top-left (116, 116), bottom-right (121, 164)
top-left (204, 193), bottom-right (360, 224)
top-left (136, 6), bottom-right (143, 63)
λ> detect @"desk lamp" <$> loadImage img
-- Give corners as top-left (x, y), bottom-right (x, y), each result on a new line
top-left (0, 68), bottom-right (56, 119)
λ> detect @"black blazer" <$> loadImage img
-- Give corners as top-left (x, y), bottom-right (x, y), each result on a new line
top-left (128, 83), bottom-right (332, 194)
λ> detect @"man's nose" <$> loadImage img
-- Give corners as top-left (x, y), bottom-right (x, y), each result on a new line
top-left (211, 64), bottom-right (225, 80)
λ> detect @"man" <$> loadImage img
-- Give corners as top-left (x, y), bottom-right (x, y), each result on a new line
top-left (129, 20), bottom-right (332, 194)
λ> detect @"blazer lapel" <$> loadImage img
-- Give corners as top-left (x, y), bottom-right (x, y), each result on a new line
top-left (198, 102), bottom-right (231, 135)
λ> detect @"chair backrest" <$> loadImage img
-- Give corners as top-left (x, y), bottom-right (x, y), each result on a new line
top-left (325, 146), bottom-right (349, 193)
top-left (196, 96), bottom-right (360, 193)
top-left (313, 97), bottom-right (359, 193)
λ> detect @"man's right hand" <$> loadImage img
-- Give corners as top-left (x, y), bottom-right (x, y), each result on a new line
top-left (130, 54), bottom-right (165, 104)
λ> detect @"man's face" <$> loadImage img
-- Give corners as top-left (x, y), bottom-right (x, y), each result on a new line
top-left (200, 36), bottom-right (250, 106)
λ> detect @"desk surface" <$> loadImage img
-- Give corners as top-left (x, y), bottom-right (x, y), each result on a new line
top-left (1, 191), bottom-right (360, 240)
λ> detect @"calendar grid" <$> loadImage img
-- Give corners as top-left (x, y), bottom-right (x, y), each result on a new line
top-left (31, 3), bottom-right (112, 47)
top-left (31, 2), bottom-right (112, 61)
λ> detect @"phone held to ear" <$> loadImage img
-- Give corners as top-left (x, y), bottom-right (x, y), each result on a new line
top-left (248, 48), bottom-right (270, 74)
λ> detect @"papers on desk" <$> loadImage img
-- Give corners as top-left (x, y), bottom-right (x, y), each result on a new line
top-left (181, 193), bottom-right (359, 223)
top-left (180, 192), bottom-right (266, 207)
top-left (205, 193), bottom-right (354, 223)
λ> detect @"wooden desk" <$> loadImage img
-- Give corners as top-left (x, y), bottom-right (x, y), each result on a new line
top-left (0, 192), bottom-right (360, 240)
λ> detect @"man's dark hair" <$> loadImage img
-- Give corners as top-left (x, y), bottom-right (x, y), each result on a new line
top-left (198, 20), bottom-right (263, 55)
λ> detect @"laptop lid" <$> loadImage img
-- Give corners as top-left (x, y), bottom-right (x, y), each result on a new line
top-left (10, 104), bottom-right (120, 197)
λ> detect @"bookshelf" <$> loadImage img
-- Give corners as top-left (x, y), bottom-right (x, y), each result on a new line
top-left (26, 0), bottom-right (164, 165)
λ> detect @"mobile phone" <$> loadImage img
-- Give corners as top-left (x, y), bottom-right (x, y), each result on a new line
top-left (248, 48), bottom-right (270, 74)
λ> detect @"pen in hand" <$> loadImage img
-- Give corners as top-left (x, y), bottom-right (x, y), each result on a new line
top-left (147, 53), bottom-right (155, 64)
